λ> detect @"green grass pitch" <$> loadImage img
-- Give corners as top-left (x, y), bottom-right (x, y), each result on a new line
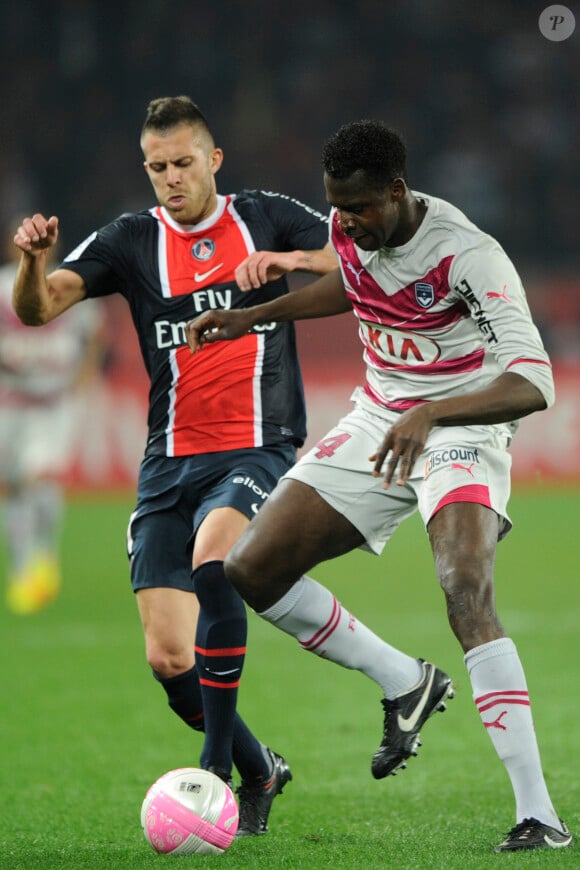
top-left (1, 487), bottom-right (579, 869)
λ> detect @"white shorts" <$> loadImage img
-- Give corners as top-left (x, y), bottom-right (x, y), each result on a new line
top-left (286, 404), bottom-right (512, 555)
top-left (0, 396), bottom-right (79, 486)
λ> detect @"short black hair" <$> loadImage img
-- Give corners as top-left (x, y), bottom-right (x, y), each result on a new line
top-left (322, 120), bottom-right (408, 188)
top-left (141, 96), bottom-right (212, 139)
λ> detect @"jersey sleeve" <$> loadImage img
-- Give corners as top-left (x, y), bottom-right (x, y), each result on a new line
top-left (60, 215), bottom-right (133, 298)
top-left (450, 240), bottom-right (555, 407)
top-left (255, 191), bottom-right (329, 252)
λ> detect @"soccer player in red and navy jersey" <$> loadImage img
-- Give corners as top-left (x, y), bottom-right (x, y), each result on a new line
top-left (12, 96), bottom-right (337, 836)
top-left (186, 120), bottom-right (571, 853)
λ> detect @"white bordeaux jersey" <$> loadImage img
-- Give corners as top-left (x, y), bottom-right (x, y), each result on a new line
top-left (62, 191), bottom-right (328, 457)
top-left (330, 192), bottom-right (554, 427)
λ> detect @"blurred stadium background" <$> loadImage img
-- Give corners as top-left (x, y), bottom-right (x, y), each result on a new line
top-left (1, 0), bottom-right (578, 487)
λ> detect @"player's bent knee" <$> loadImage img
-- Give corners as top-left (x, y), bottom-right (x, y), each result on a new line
top-left (439, 564), bottom-right (495, 610)
top-left (146, 646), bottom-right (194, 678)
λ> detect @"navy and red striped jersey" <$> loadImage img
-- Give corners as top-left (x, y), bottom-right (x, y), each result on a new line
top-left (61, 190), bottom-right (328, 456)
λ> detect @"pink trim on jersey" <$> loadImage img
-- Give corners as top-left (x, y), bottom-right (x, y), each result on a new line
top-left (431, 483), bottom-right (492, 518)
top-left (362, 382), bottom-right (426, 410)
top-left (332, 216), bottom-right (464, 330)
top-left (362, 383), bottom-right (427, 411)
top-left (507, 358), bottom-right (552, 369)
top-left (364, 343), bottom-right (485, 375)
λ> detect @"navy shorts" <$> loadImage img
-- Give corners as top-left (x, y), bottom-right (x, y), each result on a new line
top-left (127, 444), bottom-right (296, 592)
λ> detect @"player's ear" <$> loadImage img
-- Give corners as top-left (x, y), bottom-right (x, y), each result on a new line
top-left (389, 178), bottom-right (407, 201)
top-left (210, 148), bottom-right (224, 175)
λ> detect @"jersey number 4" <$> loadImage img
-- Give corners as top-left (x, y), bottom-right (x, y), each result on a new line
top-left (314, 432), bottom-right (351, 459)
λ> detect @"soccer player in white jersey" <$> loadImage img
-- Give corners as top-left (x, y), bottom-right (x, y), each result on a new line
top-left (0, 232), bottom-right (102, 614)
top-left (185, 120), bottom-right (572, 853)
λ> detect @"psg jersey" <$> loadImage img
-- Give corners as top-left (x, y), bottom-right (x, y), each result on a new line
top-left (61, 190), bottom-right (329, 457)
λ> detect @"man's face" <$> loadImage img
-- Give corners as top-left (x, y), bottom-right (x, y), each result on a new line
top-left (142, 123), bottom-right (223, 225)
top-left (324, 170), bottom-right (401, 250)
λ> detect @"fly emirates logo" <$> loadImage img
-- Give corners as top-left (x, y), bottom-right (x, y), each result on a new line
top-left (154, 288), bottom-right (276, 349)
top-left (360, 321), bottom-right (441, 366)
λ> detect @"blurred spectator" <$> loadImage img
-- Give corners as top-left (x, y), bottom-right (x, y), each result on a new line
top-left (0, 225), bottom-right (104, 614)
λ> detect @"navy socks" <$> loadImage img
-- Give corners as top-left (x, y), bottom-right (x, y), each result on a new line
top-left (193, 560), bottom-right (247, 772)
top-left (155, 561), bottom-right (272, 779)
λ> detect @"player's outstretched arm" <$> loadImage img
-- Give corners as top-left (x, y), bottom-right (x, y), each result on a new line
top-left (235, 242), bottom-right (337, 291)
top-left (186, 268), bottom-right (350, 353)
top-left (13, 214), bottom-right (87, 325)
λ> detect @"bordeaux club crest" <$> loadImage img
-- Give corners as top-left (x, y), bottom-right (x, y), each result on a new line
top-left (415, 282), bottom-right (434, 308)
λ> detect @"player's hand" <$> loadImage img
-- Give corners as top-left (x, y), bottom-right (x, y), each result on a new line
top-left (235, 250), bottom-right (301, 291)
top-left (370, 404), bottom-right (434, 487)
top-left (14, 214), bottom-right (59, 255)
top-left (185, 309), bottom-right (255, 353)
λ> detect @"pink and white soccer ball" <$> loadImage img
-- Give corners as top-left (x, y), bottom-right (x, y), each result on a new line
top-left (141, 767), bottom-right (239, 855)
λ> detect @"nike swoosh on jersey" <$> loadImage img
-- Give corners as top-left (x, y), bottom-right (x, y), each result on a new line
top-left (194, 264), bottom-right (223, 282)
top-left (397, 667), bottom-right (435, 732)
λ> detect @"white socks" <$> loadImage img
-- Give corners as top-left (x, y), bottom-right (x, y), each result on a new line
top-left (261, 584), bottom-right (562, 830)
top-left (466, 637), bottom-right (560, 828)
top-left (258, 575), bottom-right (422, 698)
top-left (259, 581), bottom-right (561, 829)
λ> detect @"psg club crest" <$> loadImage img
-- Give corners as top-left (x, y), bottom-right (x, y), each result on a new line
top-left (191, 239), bottom-right (215, 261)
top-left (415, 282), bottom-right (434, 308)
